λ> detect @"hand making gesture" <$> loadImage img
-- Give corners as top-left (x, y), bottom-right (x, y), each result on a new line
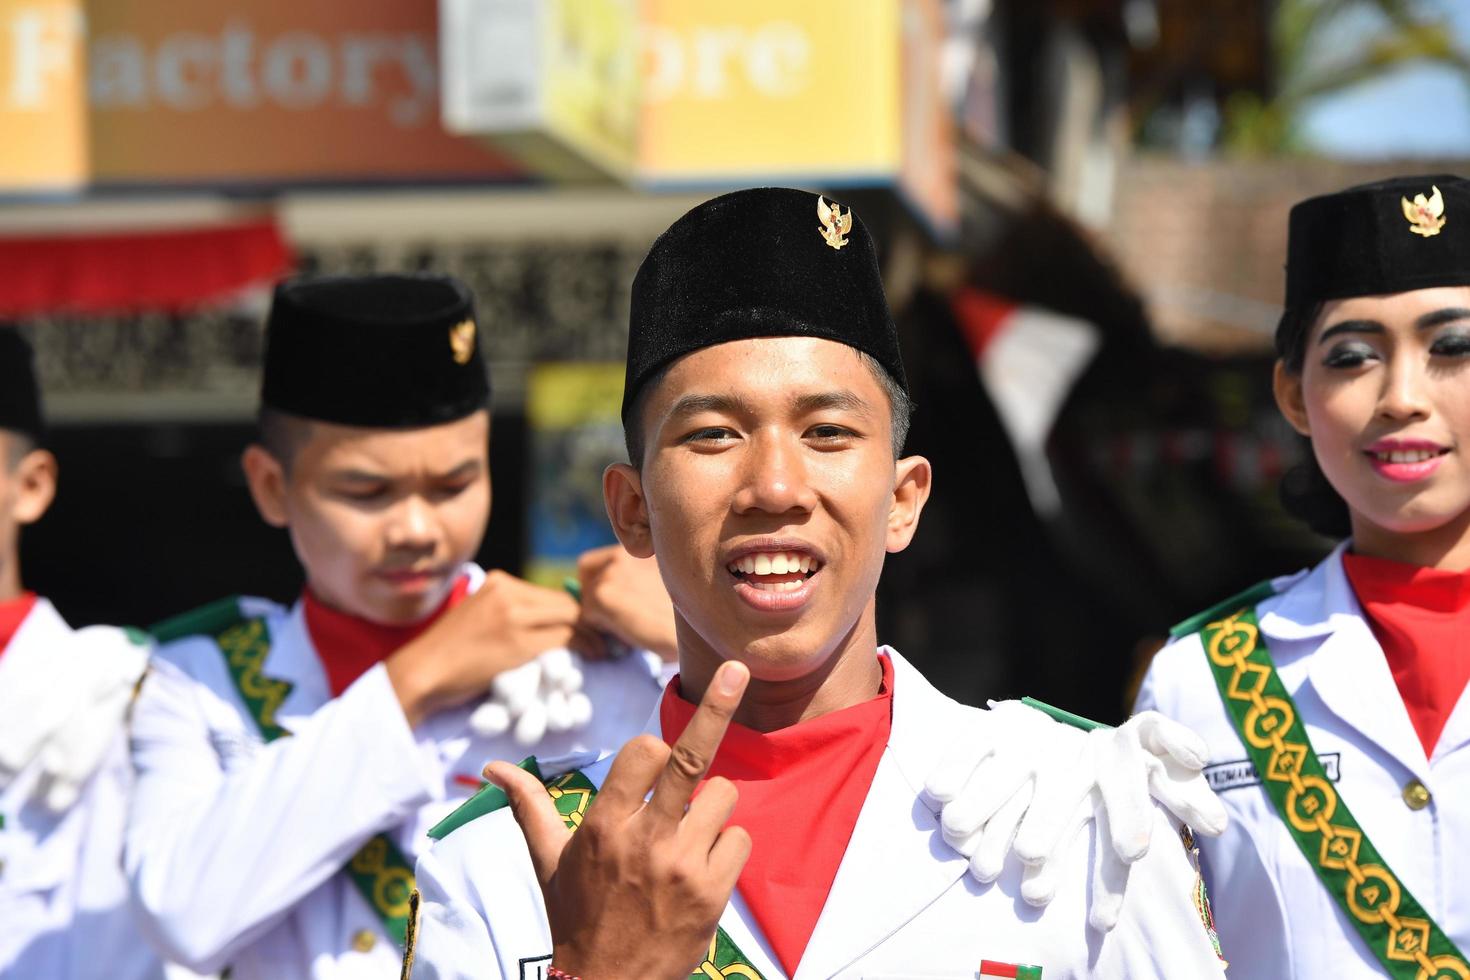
top-left (484, 660), bottom-right (752, 980)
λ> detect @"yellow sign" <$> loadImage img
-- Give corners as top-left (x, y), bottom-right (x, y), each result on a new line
top-left (0, 0), bottom-right (87, 191)
top-left (440, 0), bottom-right (637, 179)
top-left (638, 0), bottom-right (901, 182)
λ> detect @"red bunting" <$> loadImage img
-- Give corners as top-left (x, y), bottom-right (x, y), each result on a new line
top-left (0, 219), bottom-right (293, 317)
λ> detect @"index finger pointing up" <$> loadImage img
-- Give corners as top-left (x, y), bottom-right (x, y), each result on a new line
top-left (648, 660), bottom-right (749, 825)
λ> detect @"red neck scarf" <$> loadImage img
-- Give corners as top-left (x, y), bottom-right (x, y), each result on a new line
top-left (0, 592), bottom-right (38, 661)
top-left (659, 654), bottom-right (893, 977)
top-left (302, 576), bottom-right (470, 697)
top-left (1342, 552), bottom-right (1470, 757)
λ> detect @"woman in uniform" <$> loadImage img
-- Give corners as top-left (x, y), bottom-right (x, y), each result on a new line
top-left (1136, 175), bottom-right (1470, 978)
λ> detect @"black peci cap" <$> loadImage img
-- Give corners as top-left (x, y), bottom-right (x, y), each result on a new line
top-left (0, 327), bottom-right (43, 442)
top-left (1284, 174), bottom-right (1470, 309)
top-left (261, 274), bottom-right (490, 428)
top-left (621, 187), bottom-right (907, 421)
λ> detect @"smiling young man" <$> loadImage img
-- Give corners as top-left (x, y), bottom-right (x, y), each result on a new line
top-left (409, 189), bottom-right (1230, 979)
top-left (0, 329), bottom-right (170, 980)
top-left (124, 275), bottom-right (673, 980)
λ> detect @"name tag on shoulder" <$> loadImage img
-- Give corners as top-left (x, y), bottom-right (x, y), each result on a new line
top-left (1205, 753), bottom-right (1340, 792)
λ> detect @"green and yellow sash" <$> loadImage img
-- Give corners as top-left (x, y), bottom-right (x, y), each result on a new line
top-left (152, 598), bottom-right (417, 947)
top-left (1185, 589), bottom-right (1470, 980)
top-left (428, 757), bottom-right (766, 979)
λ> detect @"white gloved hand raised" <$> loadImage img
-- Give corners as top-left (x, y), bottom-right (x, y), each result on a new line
top-left (924, 700), bottom-right (1227, 932)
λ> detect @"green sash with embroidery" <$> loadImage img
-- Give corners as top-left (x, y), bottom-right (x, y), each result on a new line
top-left (428, 757), bottom-right (767, 979)
top-left (152, 597), bottom-right (417, 947)
top-left (1183, 588), bottom-right (1470, 980)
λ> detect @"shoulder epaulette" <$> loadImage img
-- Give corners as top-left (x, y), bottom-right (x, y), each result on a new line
top-left (148, 596), bottom-right (246, 644)
top-left (1168, 578), bottom-right (1278, 640)
top-left (427, 756), bottom-right (543, 842)
top-left (1020, 696), bottom-right (1108, 731)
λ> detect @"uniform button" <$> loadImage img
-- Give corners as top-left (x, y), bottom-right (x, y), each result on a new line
top-left (1403, 779), bottom-right (1432, 810)
top-left (351, 929), bottom-right (376, 953)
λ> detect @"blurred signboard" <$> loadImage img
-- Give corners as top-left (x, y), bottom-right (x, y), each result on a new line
top-left (636, 0), bottom-right (902, 184)
top-left (523, 362), bottom-right (626, 588)
top-left (0, 0), bottom-right (524, 192)
top-left (642, 0), bottom-right (954, 231)
top-left (0, 0), bottom-right (87, 191)
top-left (439, 0), bottom-right (957, 231)
top-left (440, 0), bottom-right (637, 180)
top-left (86, 0), bottom-right (523, 186)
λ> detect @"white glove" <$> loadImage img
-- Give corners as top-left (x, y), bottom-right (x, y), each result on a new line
top-left (0, 625), bottom-right (147, 812)
top-left (468, 649), bottom-right (595, 746)
top-left (926, 701), bottom-right (1228, 932)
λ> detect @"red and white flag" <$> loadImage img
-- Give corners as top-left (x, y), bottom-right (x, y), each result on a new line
top-left (951, 286), bottom-right (1100, 515)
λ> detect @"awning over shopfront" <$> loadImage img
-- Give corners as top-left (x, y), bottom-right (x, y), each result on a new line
top-left (0, 217), bottom-right (292, 316)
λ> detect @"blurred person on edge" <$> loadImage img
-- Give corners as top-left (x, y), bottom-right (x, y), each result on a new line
top-left (123, 274), bottom-right (677, 980)
top-left (407, 189), bottom-right (1231, 980)
top-left (0, 328), bottom-right (189, 980)
top-left (1135, 176), bottom-right (1470, 977)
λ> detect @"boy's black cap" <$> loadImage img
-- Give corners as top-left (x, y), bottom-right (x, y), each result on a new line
top-left (0, 327), bottom-right (43, 441)
top-left (261, 274), bottom-right (490, 427)
top-left (621, 187), bottom-right (907, 421)
top-left (1284, 174), bottom-right (1470, 309)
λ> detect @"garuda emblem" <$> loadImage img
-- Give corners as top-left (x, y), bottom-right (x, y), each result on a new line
top-left (1401, 185), bottom-right (1446, 237)
top-left (449, 319), bottom-right (476, 364)
top-left (817, 195), bottom-right (853, 250)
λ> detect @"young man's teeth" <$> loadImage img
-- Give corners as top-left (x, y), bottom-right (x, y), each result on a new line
top-left (751, 579), bottom-right (804, 592)
top-left (728, 552), bottom-right (819, 576)
top-left (1376, 449), bottom-right (1440, 463)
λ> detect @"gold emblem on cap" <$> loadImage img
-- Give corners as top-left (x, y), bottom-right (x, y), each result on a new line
top-left (817, 195), bottom-right (853, 250)
top-left (1401, 185), bottom-right (1446, 237)
top-left (449, 319), bottom-right (476, 364)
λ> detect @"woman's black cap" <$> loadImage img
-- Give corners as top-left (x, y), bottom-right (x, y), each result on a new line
top-left (1284, 174), bottom-right (1470, 309)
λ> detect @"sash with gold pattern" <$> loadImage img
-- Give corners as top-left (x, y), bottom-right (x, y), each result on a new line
top-left (1194, 597), bottom-right (1470, 980)
top-left (427, 756), bottom-right (766, 979)
top-left (152, 597), bottom-right (417, 947)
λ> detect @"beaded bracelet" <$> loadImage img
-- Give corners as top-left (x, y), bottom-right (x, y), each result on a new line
top-left (546, 968), bottom-right (582, 980)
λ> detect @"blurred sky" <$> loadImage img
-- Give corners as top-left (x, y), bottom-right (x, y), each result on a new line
top-left (1300, 3), bottom-right (1470, 158)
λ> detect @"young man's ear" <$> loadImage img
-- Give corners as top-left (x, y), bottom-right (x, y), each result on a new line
top-left (241, 445), bottom-right (290, 528)
top-left (1273, 361), bottom-right (1311, 437)
top-left (10, 449), bottom-right (58, 526)
top-left (603, 462), bottom-right (654, 558)
top-left (885, 454), bottom-right (932, 554)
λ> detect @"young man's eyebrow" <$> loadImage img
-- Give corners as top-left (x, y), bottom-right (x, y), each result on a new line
top-left (665, 393), bottom-right (758, 419)
top-left (432, 459), bottom-right (483, 481)
top-left (327, 460), bottom-right (482, 483)
top-left (792, 390), bottom-right (873, 417)
top-left (325, 468), bottom-right (389, 484)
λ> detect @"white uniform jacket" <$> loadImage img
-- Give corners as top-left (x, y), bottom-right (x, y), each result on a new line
top-left (125, 565), bottom-right (667, 980)
top-left (1136, 541), bottom-right (1470, 979)
top-left (412, 647), bottom-right (1228, 980)
top-left (0, 598), bottom-right (168, 980)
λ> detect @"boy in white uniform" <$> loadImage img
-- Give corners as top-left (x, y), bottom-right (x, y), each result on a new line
top-left (0, 328), bottom-right (168, 980)
top-left (125, 275), bottom-right (672, 980)
top-left (410, 189), bottom-right (1230, 979)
